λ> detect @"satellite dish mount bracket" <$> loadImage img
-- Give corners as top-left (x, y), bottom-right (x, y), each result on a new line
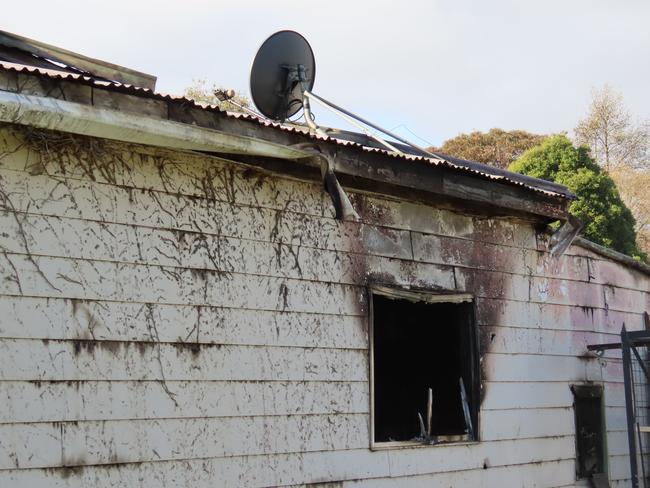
top-left (277, 63), bottom-right (312, 122)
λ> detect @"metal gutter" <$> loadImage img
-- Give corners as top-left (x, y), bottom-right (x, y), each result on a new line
top-left (0, 91), bottom-right (309, 161)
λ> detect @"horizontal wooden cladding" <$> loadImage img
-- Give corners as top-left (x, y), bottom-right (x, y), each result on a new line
top-left (0, 437), bottom-right (575, 488)
top-left (383, 435), bottom-right (575, 478)
top-left (0, 126), bottom-right (550, 245)
top-left (476, 297), bottom-right (648, 334)
top-left (413, 231), bottom-right (586, 283)
top-left (0, 414), bottom-right (369, 470)
top-left (0, 339), bottom-right (367, 382)
top-left (0, 377), bottom-right (625, 448)
top-left (0, 212), bottom-right (648, 316)
top-left (0, 409), bottom-right (581, 471)
top-left (5, 211), bottom-right (647, 303)
top-left (0, 163), bottom-right (614, 292)
top-left (602, 407), bottom-right (629, 437)
top-left (483, 381), bottom-right (627, 410)
top-left (0, 380), bottom-right (369, 424)
top-left (481, 381), bottom-right (569, 410)
top-left (1, 250), bottom-right (646, 322)
top-left (2, 214), bottom-right (644, 320)
top-left (5, 208), bottom-right (647, 315)
top-left (337, 459), bottom-right (576, 488)
top-left (0, 135), bottom-right (531, 251)
top-left (0, 135), bottom-right (576, 282)
top-left (551, 237), bottom-right (650, 290)
top-left (608, 454), bottom-right (632, 483)
top-left (1, 168), bottom-right (647, 304)
top-left (587, 254), bottom-right (650, 290)
top-left (480, 407), bottom-right (575, 441)
top-left (350, 193), bottom-right (536, 249)
top-left (0, 254), bottom-right (366, 315)
top-left (428, 233), bottom-right (648, 292)
top-left (9, 295), bottom-right (642, 358)
top-left (460, 267), bottom-right (648, 313)
top-left (0, 296), bottom-right (368, 349)
top-left (479, 326), bottom-right (621, 357)
top-left (0, 128), bottom-right (336, 220)
top-left (482, 352), bottom-right (620, 383)
top-left (0, 212), bottom-right (455, 291)
top-left (0, 169), bottom-right (409, 260)
top-left (607, 430), bottom-right (631, 458)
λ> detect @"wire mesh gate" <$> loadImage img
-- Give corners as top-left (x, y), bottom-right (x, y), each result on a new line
top-left (622, 328), bottom-right (650, 488)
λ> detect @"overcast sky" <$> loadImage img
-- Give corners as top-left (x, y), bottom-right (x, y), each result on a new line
top-left (5, 0), bottom-right (650, 146)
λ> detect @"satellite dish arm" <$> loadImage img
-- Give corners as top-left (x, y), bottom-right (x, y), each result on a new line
top-left (304, 91), bottom-right (442, 160)
top-left (303, 90), bottom-right (404, 154)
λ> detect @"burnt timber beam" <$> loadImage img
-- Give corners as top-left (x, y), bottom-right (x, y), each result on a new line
top-left (168, 102), bottom-right (569, 221)
top-left (224, 151), bottom-right (568, 222)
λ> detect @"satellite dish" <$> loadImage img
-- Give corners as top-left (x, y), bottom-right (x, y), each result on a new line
top-left (250, 31), bottom-right (440, 159)
top-left (250, 30), bottom-right (315, 120)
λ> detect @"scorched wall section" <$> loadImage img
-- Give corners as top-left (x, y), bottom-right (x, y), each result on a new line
top-left (0, 124), bottom-right (648, 487)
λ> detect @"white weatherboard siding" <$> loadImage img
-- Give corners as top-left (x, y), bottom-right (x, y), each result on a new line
top-left (0, 125), bottom-right (648, 487)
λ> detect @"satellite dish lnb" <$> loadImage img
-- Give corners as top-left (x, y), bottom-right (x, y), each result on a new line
top-left (250, 31), bottom-right (439, 159)
top-left (250, 30), bottom-right (315, 121)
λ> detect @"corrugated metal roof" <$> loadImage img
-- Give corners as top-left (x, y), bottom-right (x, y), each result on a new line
top-left (0, 61), bottom-right (573, 200)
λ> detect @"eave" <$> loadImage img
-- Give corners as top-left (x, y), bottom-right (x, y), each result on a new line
top-left (0, 63), bottom-right (572, 224)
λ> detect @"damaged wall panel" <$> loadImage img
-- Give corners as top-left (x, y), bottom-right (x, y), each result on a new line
top-left (0, 124), bottom-right (649, 487)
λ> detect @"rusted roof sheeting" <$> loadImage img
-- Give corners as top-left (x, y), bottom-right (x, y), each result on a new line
top-left (0, 62), bottom-right (573, 200)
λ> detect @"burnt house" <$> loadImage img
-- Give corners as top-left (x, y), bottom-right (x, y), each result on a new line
top-left (0, 30), bottom-right (649, 487)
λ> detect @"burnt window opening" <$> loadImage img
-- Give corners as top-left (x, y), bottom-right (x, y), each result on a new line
top-left (370, 288), bottom-right (479, 447)
top-left (572, 385), bottom-right (605, 479)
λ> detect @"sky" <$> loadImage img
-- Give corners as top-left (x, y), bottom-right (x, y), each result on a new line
top-left (4, 0), bottom-right (650, 146)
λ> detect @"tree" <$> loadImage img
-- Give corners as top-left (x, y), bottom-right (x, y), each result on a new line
top-left (183, 79), bottom-right (252, 113)
top-left (574, 85), bottom-right (648, 171)
top-left (509, 135), bottom-right (646, 260)
top-left (574, 85), bottom-right (650, 258)
top-left (433, 128), bottom-right (547, 169)
top-left (609, 165), bottom-right (650, 257)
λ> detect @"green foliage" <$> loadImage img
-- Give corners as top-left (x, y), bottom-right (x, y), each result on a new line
top-left (509, 135), bottom-right (646, 260)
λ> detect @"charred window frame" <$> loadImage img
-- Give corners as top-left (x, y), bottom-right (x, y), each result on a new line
top-left (369, 286), bottom-right (480, 449)
top-left (571, 384), bottom-right (606, 479)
